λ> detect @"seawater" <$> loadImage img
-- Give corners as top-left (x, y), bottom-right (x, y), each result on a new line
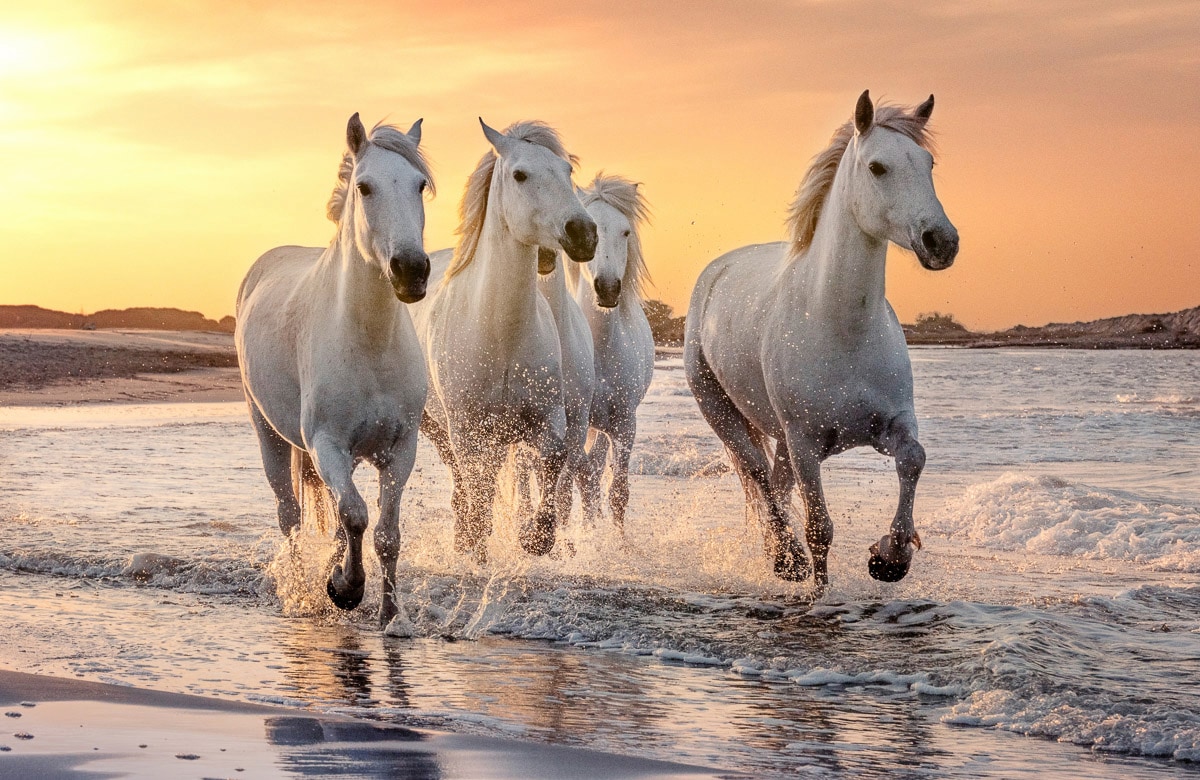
top-left (0, 349), bottom-right (1198, 778)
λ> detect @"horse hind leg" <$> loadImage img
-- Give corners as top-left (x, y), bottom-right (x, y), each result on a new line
top-left (868, 418), bottom-right (925, 583)
top-left (685, 348), bottom-right (810, 582)
top-left (247, 400), bottom-right (302, 538)
top-left (373, 431), bottom-right (418, 628)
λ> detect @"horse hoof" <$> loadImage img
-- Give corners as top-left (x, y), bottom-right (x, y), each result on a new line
top-left (520, 516), bottom-right (556, 552)
top-left (378, 598), bottom-right (398, 629)
top-left (326, 578), bottom-right (365, 611)
top-left (773, 541), bottom-right (812, 582)
top-left (867, 553), bottom-right (910, 583)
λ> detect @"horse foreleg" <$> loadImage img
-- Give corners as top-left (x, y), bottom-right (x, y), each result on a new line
top-left (576, 429), bottom-right (606, 526)
top-left (422, 413), bottom-right (469, 531)
top-left (785, 436), bottom-right (831, 590)
top-left (308, 434), bottom-right (369, 611)
top-left (374, 431), bottom-right (418, 628)
top-left (607, 416), bottom-right (638, 533)
top-left (525, 427), bottom-right (566, 556)
top-left (869, 418), bottom-right (925, 583)
top-left (457, 448), bottom-right (502, 565)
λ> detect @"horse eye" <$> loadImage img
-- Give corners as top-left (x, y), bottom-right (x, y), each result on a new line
top-left (356, 182), bottom-right (373, 196)
top-left (868, 162), bottom-right (887, 177)
top-left (419, 179), bottom-right (428, 193)
top-left (622, 230), bottom-right (631, 237)
top-left (513, 170), bottom-right (527, 183)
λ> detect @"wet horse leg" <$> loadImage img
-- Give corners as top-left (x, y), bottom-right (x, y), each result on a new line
top-left (308, 433), bottom-right (369, 611)
top-left (523, 424), bottom-right (566, 556)
top-left (457, 444), bottom-right (502, 565)
top-left (576, 429), bottom-right (607, 526)
top-left (784, 434), bottom-right (833, 591)
top-left (687, 349), bottom-right (809, 581)
top-left (869, 417), bottom-right (925, 582)
top-left (421, 413), bottom-right (468, 538)
top-left (607, 413), bottom-right (638, 533)
top-left (247, 399), bottom-right (301, 538)
top-left (373, 430), bottom-right (418, 627)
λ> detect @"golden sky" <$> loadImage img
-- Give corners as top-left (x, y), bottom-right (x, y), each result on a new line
top-left (1, 0), bottom-right (1197, 330)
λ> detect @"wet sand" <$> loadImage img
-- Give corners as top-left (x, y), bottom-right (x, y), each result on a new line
top-left (0, 669), bottom-right (733, 779)
top-left (0, 329), bottom-right (242, 406)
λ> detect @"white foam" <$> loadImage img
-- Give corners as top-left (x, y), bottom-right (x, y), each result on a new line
top-left (930, 473), bottom-right (1200, 571)
top-left (944, 688), bottom-right (1200, 761)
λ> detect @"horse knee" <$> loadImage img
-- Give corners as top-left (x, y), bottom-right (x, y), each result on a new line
top-left (339, 495), bottom-right (370, 536)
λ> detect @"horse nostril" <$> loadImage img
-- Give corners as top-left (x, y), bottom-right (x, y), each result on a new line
top-left (565, 218), bottom-right (596, 247)
top-left (391, 252), bottom-right (430, 283)
top-left (922, 230), bottom-right (940, 253)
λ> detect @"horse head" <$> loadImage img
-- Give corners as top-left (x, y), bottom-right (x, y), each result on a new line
top-left (578, 174), bottom-right (650, 309)
top-left (480, 119), bottom-right (597, 263)
top-left (342, 113), bottom-right (432, 302)
top-left (847, 91), bottom-right (958, 271)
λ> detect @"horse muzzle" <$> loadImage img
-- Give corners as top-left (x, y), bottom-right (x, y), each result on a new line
top-left (912, 225), bottom-right (959, 271)
top-left (389, 251), bottom-right (430, 303)
top-left (560, 217), bottom-right (598, 263)
top-left (537, 246), bottom-right (558, 276)
top-left (594, 276), bottom-right (621, 308)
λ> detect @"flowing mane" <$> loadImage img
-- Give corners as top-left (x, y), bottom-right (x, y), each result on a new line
top-left (446, 121), bottom-right (578, 278)
top-left (326, 121), bottom-right (434, 223)
top-left (785, 103), bottom-right (935, 257)
top-left (581, 172), bottom-right (653, 299)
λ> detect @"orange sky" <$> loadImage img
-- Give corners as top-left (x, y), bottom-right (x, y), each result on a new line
top-left (1, 0), bottom-right (1198, 330)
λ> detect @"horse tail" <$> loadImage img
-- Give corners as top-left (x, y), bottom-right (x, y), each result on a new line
top-left (290, 447), bottom-right (332, 535)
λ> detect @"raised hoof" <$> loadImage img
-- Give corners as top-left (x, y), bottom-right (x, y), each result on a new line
top-left (520, 513), bottom-right (556, 556)
top-left (773, 538), bottom-right (812, 582)
top-left (867, 553), bottom-right (911, 583)
top-left (326, 576), bottom-right (365, 611)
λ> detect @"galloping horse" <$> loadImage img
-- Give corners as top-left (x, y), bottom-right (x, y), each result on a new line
top-left (685, 91), bottom-right (958, 588)
top-left (236, 114), bottom-right (432, 625)
top-left (566, 174), bottom-right (656, 530)
top-left (410, 120), bottom-right (597, 563)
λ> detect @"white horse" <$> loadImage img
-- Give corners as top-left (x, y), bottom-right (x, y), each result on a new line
top-left (684, 91), bottom-right (958, 587)
top-left (236, 114), bottom-right (432, 625)
top-left (566, 174), bottom-right (656, 529)
top-left (409, 120), bottom-right (597, 563)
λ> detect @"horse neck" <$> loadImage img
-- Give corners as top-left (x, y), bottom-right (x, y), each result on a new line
top-left (790, 165), bottom-right (889, 336)
top-left (460, 196), bottom-right (540, 339)
top-left (322, 226), bottom-right (403, 345)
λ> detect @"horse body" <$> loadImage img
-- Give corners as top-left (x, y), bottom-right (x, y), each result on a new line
top-left (410, 120), bottom-right (597, 562)
top-left (685, 92), bottom-right (958, 588)
top-left (569, 174), bottom-right (655, 529)
top-left (236, 115), bottom-right (432, 625)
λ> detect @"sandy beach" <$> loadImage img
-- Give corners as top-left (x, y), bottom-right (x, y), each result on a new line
top-left (0, 669), bottom-right (729, 779)
top-left (0, 329), bottom-right (242, 407)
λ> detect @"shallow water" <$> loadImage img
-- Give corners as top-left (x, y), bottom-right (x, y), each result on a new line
top-left (1, 349), bottom-right (1198, 778)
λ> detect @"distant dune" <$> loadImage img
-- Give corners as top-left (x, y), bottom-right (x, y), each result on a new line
top-left (904, 305), bottom-right (1200, 348)
top-left (0, 305), bottom-right (235, 333)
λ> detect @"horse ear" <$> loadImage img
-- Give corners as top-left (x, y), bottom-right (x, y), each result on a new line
top-left (347, 112), bottom-right (367, 156)
top-left (854, 90), bottom-right (873, 135)
top-left (406, 118), bottom-right (423, 145)
top-left (914, 94), bottom-right (935, 124)
top-left (479, 118), bottom-right (515, 157)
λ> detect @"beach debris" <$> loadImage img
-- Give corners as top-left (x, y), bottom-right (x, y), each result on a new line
top-left (18, 702), bottom-right (34, 708)
top-left (13, 732), bottom-right (33, 740)
top-left (175, 752), bottom-right (200, 760)
top-left (4, 712), bottom-right (19, 718)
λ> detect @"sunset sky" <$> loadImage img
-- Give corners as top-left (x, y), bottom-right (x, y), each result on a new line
top-left (1, 1), bottom-right (1197, 330)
